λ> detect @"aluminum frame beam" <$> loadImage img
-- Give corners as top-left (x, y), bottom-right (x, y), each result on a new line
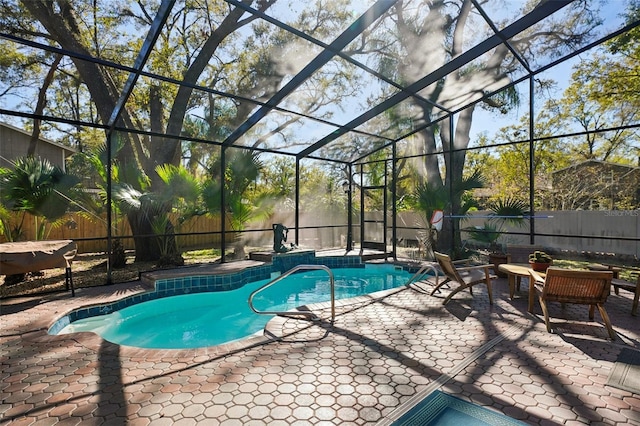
top-left (221, 0), bottom-right (397, 146)
top-left (296, 0), bottom-right (571, 160)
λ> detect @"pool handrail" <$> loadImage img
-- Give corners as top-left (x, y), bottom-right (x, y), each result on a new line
top-left (406, 263), bottom-right (439, 287)
top-left (248, 264), bottom-right (335, 321)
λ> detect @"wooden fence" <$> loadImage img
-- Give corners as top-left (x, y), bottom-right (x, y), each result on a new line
top-left (1, 213), bottom-right (232, 254)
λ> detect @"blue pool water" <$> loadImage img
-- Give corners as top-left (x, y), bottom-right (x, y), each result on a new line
top-left (57, 265), bottom-right (412, 349)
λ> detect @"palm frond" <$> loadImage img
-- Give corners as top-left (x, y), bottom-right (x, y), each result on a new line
top-left (112, 183), bottom-right (143, 213)
top-left (465, 223), bottom-right (501, 244)
top-left (489, 196), bottom-right (531, 227)
top-left (453, 169), bottom-right (485, 195)
top-left (155, 164), bottom-right (200, 204)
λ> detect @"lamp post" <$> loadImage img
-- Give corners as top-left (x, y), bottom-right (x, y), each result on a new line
top-left (342, 180), bottom-right (353, 251)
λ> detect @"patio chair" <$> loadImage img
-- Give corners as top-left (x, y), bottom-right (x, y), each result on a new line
top-left (529, 267), bottom-right (616, 339)
top-left (432, 252), bottom-right (495, 305)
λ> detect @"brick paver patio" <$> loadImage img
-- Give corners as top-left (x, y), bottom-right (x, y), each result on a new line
top-left (1, 263), bottom-right (639, 425)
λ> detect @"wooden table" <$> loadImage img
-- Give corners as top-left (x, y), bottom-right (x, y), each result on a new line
top-left (498, 263), bottom-right (546, 313)
top-left (498, 263), bottom-right (532, 299)
top-left (588, 263), bottom-right (621, 278)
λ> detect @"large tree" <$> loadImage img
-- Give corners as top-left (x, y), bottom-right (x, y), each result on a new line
top-left (14, 0), bottom-right (278, 260)
top-left (345, 0), bottom-right (600, 252)
top-left (547, 60), bottom-right (639, 162)
top-left (599, 1), bottom-right (640, 115)
top-left (0, 0), bottom-right (611, 259)
top-left (1, 0), bottom-right (356, 260)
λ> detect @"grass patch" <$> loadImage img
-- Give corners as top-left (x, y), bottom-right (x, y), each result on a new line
top-left (552, 259), bottom-right (638, 281)
top-left (183, 248), bottom-right (222, 260)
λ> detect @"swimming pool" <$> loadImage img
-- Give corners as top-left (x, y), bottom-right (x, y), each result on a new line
top-left (55, 264), bottom-right (413, 349)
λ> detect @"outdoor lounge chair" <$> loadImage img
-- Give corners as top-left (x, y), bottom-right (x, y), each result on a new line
top-left (529, 267), bottom-right (616, 339)
top-left (432, 252), bottom-right (495, 305)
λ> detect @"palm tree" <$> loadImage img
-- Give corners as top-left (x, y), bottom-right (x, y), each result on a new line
top-left (412, 169), bottom-right (484, 258)
top-left (465, 196), bottom-right (531, 276)
top-left (466, 196), bottom-right (531, 253)
top-left (202, 149), bottom-right (264, 259)
top-left (108, 163), bottom-right (202, 266)
top-left (81, 140), bottom-right (202, 264)
top-left (152, 163), bottom-right (201, 264)
top-left (0, 156), bottom-right (81, 241)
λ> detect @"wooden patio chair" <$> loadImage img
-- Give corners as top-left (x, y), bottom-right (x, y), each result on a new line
top-left (529, 267), bottom-right (616, 339)
top-left (432, 252), bottom-right (495, 305)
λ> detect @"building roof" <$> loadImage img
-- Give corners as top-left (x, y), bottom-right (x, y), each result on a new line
top-left (552, 159), bottom-right (640, 176)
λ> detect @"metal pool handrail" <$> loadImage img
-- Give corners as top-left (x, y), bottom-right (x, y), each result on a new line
top-left (248, 264), bottom-right (335, 321)
top-left (406, 263), bottom-right (439, 287)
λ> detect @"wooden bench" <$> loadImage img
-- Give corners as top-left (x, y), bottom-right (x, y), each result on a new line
top-left (611, 277), bottom-right (639, 316)
top-left (589, 263), bottom-right (639, 316)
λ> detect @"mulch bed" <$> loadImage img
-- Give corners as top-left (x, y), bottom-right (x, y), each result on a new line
top-left (0, 252), bottom-right (220, 299)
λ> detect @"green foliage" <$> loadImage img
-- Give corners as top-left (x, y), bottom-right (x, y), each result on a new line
top-left (478, 26), bottom-right (640, 211)
top-left (488, 197), bottom-right (531, 228)
top-left (466, 223), bottom-right (501, 246)
top-left (0, 156), bottom-right (81, 240)
top-left (412, 180), bottom-right (448, 224)
top-left (411, 169), bottom-right (484, 223)
top-left (606, 1), bottom-right (640, 56)
top-left (155, 164), bottom-right (201, 214)
top-left (0, 0), bottom-right (630, 253)
top-left (202, 148), bottom-right (264, 231)
top-left (0, 204), bottom-right (21, 241)
top-left (465, 195), bottom-right (530, 253)
top-left (409, 169), bottom-right (484, 257)
top-left (259, 157), bottom-right (296, 199)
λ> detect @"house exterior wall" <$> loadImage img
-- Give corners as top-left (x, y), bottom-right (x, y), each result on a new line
top-left (549, 160), bottom-right (640, 211)
top-left (0, 123), bottom-right (73, 171)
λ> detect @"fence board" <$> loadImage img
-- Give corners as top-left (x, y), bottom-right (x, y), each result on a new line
top-left (1, 213), bottom-right (231, 254)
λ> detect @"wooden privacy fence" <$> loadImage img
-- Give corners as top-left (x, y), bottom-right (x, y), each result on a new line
top-left (4, 210), bottom-right (639, 258)
top-left (0, 213), bottom-right (231, 254)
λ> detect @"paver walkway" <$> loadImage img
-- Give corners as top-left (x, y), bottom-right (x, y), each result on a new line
top-left (1, 268), bottom-right (639, 425)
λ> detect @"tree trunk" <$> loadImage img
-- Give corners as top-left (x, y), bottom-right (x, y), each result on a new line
top-left (128, 212), bottom-right (181, 263)
top-left (29, 54), bottom-right (62, 156)
top-left (128, 211), bottom-right (161, 262)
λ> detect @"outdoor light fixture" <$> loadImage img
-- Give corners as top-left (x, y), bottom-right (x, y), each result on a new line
top-left (342, 181), bottom-right (351, 194)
